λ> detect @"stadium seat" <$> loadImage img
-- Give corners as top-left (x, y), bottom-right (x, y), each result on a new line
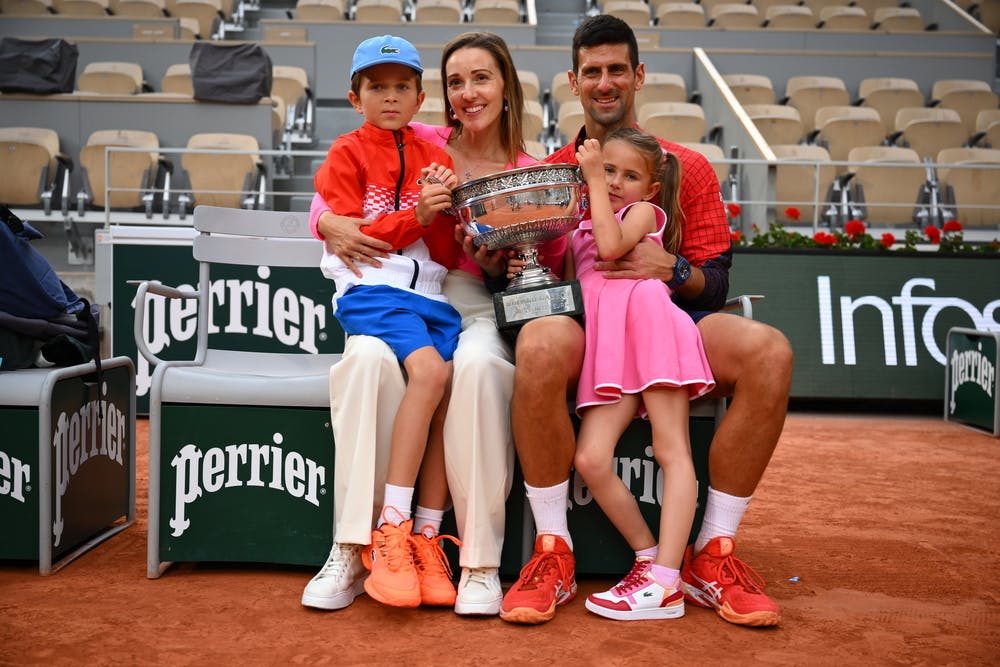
top-left (812, 105), bottom-right (885, 169)
top-left (550, 71), bottom-right (576, 106)
top-left (472, 0), bottom-right (520, 23)
top-left (161, 63), bottom-right (193, 95)
top-left (655, 2), bottom-right (707, 28)
top-left (524, 139), bottom-right (548, 160)
top-left (176, 16), bottom-right (202, 39)
top-left (930, 79), bottom-right (1000, 137)
top-left (708, 3), bottom-right (761, 28)
top-left (293, 0), bottom-right (345, 20)
top-left (847, 145), bottom-right (926, 225)
top-left (971, 109), bottom-right (1000, 148)
top-left (114, 0), bottom-right (167, 17)
top-left (679, 141), bottom-right (729, 185)
top-left (604, 0), bottom-right (652, 25)
top-left (848, 0), bottom-right (897, 18)
top-left (354, 0), bottom-right (403, 21)
top-left (753, 0), bottom-right (799, 19)
top-left (744, 103), bottom-right (804, 145)
top-left (936, 147), bottom-right (1000, 226)
top-left (723, 73), bottom-right (776, 105)
top-left (0, 127), bottom-right (69, 214)
top-left (77, 61), bottom-right (146, 95)
top-left (413, 96), bottom-right (446, 126)
top-left (636, 72), bottom-right (687, 108)
top-left (76, 129), bottom-right (164, 214)
top-left (178, 133), bottom-right (265, 212)
top-left (891, 107), bottom-right (968, 161)
top-left (871, 6), bottom-right (925, 31)
top-left (557, 100), bottom-right (585, 143)
top-left (771, 143), bottom-right (836, 224)
top-left (638, 102), bottom-right (707, 143)
top-left (52, 0), bottom-right (109, 14)
top-left (272, 65), bottom-right (313, 136)
top-left (802, 0), bottom-right (852, 12)
top-left (697, 0), bottom-right (742, 18)
top-left (0, 0), bottom-right (53, 14)
top-left (857, 76), bottom-right (925, 135)
top-left (523, 99), bottom-right (545, 142)
top-left (414, 0), bottom-right (462, 22)
top-left (169, 0), bottom-right (225, 38)
top-left (520, 70), bottom-right (541, 103)
top-left (816, 5), bottom-right (869, 29)
top-left (762, 4), bottom-right (816, 28)
top-left (782, 75), bottom-right (850, 133)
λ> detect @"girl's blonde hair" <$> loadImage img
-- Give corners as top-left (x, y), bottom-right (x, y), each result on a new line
top-left (604, 127), bottom-right (683, 253)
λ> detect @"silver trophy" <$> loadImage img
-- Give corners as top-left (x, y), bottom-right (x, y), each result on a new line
top-left (451, 163), bottom-right (584, 330)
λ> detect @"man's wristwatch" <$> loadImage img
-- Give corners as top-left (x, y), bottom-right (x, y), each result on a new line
top-left (667, 255), bottom-right (691, 290)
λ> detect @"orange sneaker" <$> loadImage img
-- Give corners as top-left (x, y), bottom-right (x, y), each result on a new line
top-left (361, 519), bottom-right (421, 608)
top-left (680, 536), bottom-right (781, 627)
top-left (499, 534), bottom-right (577, 625)
top-left (410, 529), bottom-right (461, 607)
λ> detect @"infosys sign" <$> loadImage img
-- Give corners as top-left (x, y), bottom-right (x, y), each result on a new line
top-left (729, 250), bottom-right (1000, 400)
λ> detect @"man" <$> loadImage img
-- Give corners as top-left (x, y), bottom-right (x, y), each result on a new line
top-left (498, 14), bottom-right (793, 627)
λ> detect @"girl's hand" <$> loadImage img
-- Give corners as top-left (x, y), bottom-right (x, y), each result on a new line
top-left (506, 256), bottom-right (528, 280)
top-left (421, 163), bottom-right (458, 189)
top-left (575, 138), bottom-right (604, 183)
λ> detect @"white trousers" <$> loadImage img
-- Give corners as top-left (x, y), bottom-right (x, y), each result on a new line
top-left (330, 269), bottom-right (515, 568)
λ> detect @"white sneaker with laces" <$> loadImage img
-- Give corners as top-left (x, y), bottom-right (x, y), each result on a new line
top-left (301, 543), bottom-right (368, 610)
top-left (454, 567), bottom-right (503, 616)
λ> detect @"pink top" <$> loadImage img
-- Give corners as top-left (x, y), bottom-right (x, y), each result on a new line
top-left (310, 122), bottom-right (538, 278)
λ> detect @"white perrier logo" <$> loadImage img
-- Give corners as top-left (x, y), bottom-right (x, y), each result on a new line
top-left (950, 340), bottom-right (996, 412)
top-left (169, 432), bottom-right (326, 537)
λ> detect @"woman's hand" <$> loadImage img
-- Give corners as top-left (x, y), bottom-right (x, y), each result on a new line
top-left (317, 211), bottom-right (392, 278)
top-left (455, 223), bottom-right (507, 277)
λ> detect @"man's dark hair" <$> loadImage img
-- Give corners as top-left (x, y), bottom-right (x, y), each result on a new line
top-left (570, 14), bottom-right (639, 74)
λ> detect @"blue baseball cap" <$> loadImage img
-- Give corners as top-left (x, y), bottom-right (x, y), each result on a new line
top-left (350, 35), bottom-right (423, 79)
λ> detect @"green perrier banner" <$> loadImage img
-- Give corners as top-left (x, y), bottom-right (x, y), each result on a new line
top-left (945, 328), bottom-right (999, 435)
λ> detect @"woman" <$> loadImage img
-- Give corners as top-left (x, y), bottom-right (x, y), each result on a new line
top-left (302, 32), bottom-right (564, 617)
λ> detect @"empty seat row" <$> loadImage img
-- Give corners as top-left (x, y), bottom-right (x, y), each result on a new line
top-left (605, 0), bottom-right (933, 30)
top-left (0, 0), bottom-right (238, 38)
top-left (772, 144), bottom-right (1000, 227)
top-left (727, 74), bottom-right (998, 135)
top-left (0, 126), bottom-right (267, 216)
top-left (288, 0), bottom-right (522, 23)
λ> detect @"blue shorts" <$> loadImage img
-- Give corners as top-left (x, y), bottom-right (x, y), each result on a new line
top-left (335, 284), bottom-right (461, 362)
top-left (687, 309), bottom-right (715, 324)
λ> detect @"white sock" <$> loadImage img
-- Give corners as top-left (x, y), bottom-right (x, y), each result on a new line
top-left (525, 479), bottom-right (573, 550)
top-left (379, 484), bottom-right (414, 526)
top-left (696, 487), bottom-right (751, 553)
top-left (413, 506), bottom-right (445, 538)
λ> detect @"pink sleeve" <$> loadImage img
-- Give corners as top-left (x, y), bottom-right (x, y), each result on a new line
top-left (309, 192), bottom-right (332, 240)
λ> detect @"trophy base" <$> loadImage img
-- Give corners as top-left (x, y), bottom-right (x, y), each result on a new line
top-left (493, 279), bottom-right (584, 331)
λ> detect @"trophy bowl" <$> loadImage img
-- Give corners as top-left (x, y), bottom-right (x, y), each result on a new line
top-left (451, 163), bottom-right (585, 329)
top-left (451, 163), bottom-right (583, 253)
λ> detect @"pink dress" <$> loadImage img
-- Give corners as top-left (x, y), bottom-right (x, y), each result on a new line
top-left (573, 202), bottom-right (715, 417)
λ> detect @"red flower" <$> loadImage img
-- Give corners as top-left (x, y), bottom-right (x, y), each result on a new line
top-left (784, 206), bottom-right (801, 222)
top-left (844, 219), bottom-right (866, 238)
top-left (925, 226), bottom-right (942, 243)
top-left (942, 219), bottom-right (963, 232)
top-left (726, 203), bottom-right (742, 218)
top-left (731, 229), bottom-right (743, 242)
top-left (813, 231), bottom-right (837, 246)
top-left (880, 233), bottom-right (895, 249)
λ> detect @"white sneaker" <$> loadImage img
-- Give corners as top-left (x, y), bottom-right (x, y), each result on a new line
top-left (454, 567), bottom-right (503, 616)
top-left (301, 543), bottom-right (367, 610)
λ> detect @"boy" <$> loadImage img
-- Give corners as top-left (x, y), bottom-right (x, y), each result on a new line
top-left (306, 34), bottom-right (461, 610)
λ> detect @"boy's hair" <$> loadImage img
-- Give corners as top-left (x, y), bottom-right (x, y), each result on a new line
top-left (571, 14), bottom-right (639, 75)
top-left (605, 127), bottom-right (683, 253)
top-left (440, 32), bottom-right (525, 167)
top-left (350, 68), bottom-right (423, 97)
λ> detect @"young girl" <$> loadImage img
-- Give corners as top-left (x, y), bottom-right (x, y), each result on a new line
top-left (568, 128), bottom-right (715, 621)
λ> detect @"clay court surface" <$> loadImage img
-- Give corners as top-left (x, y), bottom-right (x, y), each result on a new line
top-left (2, 412), bottom-right (998, 665)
